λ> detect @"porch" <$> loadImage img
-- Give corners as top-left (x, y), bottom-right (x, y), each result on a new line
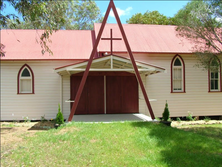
top-left (70, 113), bottom-right (153, 122)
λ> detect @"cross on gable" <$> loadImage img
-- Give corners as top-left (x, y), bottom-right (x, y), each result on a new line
top-left (101, 29), bottom-right (122, 55)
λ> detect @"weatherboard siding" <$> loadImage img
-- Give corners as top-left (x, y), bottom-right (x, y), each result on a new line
top-left (1, 53), bottom-right (221, 120)
top-left (142, 54), bottom-right (222, 117)
top-left (117, 53), bottom-right (222, 117)
top-left (62, 75), bottom-right (71, 119)
top-left (0, 61), bottom-right (74, 121)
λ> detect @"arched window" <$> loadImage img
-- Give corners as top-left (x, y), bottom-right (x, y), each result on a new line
top-left (171, 55), bottom-right (185, 93)
top-left (209, 57), bottom-right (221, 92)
top-left (18, 64), bottom-right (34, 94)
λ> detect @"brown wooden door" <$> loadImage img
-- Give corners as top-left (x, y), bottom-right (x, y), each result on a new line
top-left (70, 76), bottom-right (88, 114)
top-left (87, 76), bottom-right (104, 114)
top-left (106, 76), bottom-right (138, 114)
top-left (71, 76), bottom-right (104, 115)
top-left (121, 76), bottom-right (138, 113)
top-left (106, 76), bottom-right (122, 114)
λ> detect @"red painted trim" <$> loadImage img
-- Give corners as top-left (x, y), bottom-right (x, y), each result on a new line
top-left (98, 51), bottom-right (194, 55)
top-left (171, 54), bottom-right (186, 93)
top-left (67, 0), bottom-right (113, 122)
top-left (91, 30), bottom-right (99, 58)
top-left (110, 0), bottom-right (155, 119)
top-left (17, 64), bottom-right (35, 94)
top-left (1, 59), bottom-right (87, 61)
top-left (208, 57), bottom-right (222, 92)
top-left (71, 71), bottom-right (136, 77)
top-left (68, 0), bottom-right (156, 121)
top-left (54, 60), bottom-right (88, 70)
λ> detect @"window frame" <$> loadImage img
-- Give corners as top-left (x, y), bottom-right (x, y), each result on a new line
top-left (208, 57), bottom-right (221, 92)
top-left (17, 64), bottom-right (34, 94)
top-left (171, 55), bottom-right (185, 93)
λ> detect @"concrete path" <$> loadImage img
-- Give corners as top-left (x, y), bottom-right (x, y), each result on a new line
top-left (71, 114), bottom-right (153, 123)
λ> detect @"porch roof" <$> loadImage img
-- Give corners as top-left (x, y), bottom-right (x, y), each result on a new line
top-left (55, 55), bottom-right (165, 76)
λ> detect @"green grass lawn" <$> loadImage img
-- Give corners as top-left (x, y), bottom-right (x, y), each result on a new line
top-left (1, 122), bottom-right (222, 167)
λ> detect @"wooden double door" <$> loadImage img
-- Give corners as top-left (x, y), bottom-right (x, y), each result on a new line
top-left (70, 73), bottom-right (138, 115)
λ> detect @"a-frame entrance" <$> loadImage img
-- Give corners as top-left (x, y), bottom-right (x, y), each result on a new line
top-left (68, 0), bottom-right (155, 121)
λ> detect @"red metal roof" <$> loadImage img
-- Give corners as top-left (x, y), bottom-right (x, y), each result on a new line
top-left (0, 29), bottom-right (93, 60)
top-left (95, 23), bottom-right (195, 53)
top-left (1, 24), bottom-right (210, 60)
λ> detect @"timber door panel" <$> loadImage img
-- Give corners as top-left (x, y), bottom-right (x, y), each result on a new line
top-left (71, 76), bottom-right (104, 115)
top-left (71, 76), bottom-right (88, 115)
top-left (106, 76), bottom-right (138, 114)
top-left (87, 76), bottom-right (104, 114)
top-left (106, 76), bottom-right (122, 114)
top-left (122, 76), bottom-right (138, 113)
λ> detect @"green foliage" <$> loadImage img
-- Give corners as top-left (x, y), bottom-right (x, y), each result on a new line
top-left (176, 117), bottom-right (181, 122)
top-left (204, 116), bottom-right (211, 122)
top-left (41, 115), bottom-right (47, 122)
top-left (174, 0), bottom-right (222, 69)
top-left (23, 116), bottom-right (30, 123)
top-left (0, 0), bottom-right (102, 55)
top-left (162, 101), bottom-right (170, 121)
top-left (55, 104), bottom-right (64, 125)
top-left (127, 10), bottom-right (175, 25)
top-left (186, 111), bottom-right (194, 121)
top-left (1, 0), bottom-right (102, 30)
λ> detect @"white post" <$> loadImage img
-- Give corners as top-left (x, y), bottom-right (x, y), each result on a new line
top-left (60, 75), bottom-right (63, 113)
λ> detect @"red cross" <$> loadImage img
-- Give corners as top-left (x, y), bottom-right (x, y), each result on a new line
top-left (101, 29), bottom-right (122, 55)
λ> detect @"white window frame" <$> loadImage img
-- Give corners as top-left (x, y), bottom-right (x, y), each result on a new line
top-left (209, 58), bottom-right (221, 92)
top-left (18, 65), bottom-right (34, 94)
top-left (171, 56), bottom-right (185, 93)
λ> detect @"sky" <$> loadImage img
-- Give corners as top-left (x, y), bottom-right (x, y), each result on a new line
top-left (3, 1), bottom-right (190, 24)
top-left (95, 1), bottom-right (190, 23)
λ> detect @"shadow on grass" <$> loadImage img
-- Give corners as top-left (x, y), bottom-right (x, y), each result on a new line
top-left (130, 122), bottom-right (222, 167)
top-left (28, 122), bottom-right (55, 131)
top-left (180, 127), bottom-right (222, 141)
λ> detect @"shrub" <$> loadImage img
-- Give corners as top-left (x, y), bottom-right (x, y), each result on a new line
top-left (162, 101), bottom-right (170, 121)
top-left (41, 115), bottom-right (47, 122)
top-left (186, 111), bottom-right (194, 121)
top-left (204, 116), bottom-right (211, 122)
top-left (176, 117), bottom-right (181, 122)
top-left (55, 104), bottom-right (64, 125)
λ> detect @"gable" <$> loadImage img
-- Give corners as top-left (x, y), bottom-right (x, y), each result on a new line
top-left (95, 23), bottom-right (195, 54)
top-left (55, 55), bottom-right (165, 76)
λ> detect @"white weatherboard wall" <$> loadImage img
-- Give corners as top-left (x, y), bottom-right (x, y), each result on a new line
top-left (62, 75), bottom-right (71, 119)
top-left (0, 61), bottom-right (75, 121)
top-left (118, 53), bottom-right (222, 117)
top-left (1, 54), bottom-right (221, 120)
top-left (142, 54), bottom-right (222, 117)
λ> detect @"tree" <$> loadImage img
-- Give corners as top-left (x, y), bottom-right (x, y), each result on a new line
top-left (127, 10), bottom-right (175, 25)
top-left (0, 0), bottom-right (102, 55)
top-left (174, 0), bottom-right (222, 69)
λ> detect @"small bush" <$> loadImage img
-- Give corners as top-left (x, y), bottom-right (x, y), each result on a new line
top-left (23, 116), bottom-right (30, 123)
top-left (162, 101), bottom-right (170, 121)
top-left (204, 116), bottom-right (211, 122)
top-left (41, 115), bottom-right (47, 122)
top-left (186, 111), bottom-right (194, 121)
top-left (55, 104), bottom-right (64, 125)
top-left (176, 117), bottom-right (181, 122)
